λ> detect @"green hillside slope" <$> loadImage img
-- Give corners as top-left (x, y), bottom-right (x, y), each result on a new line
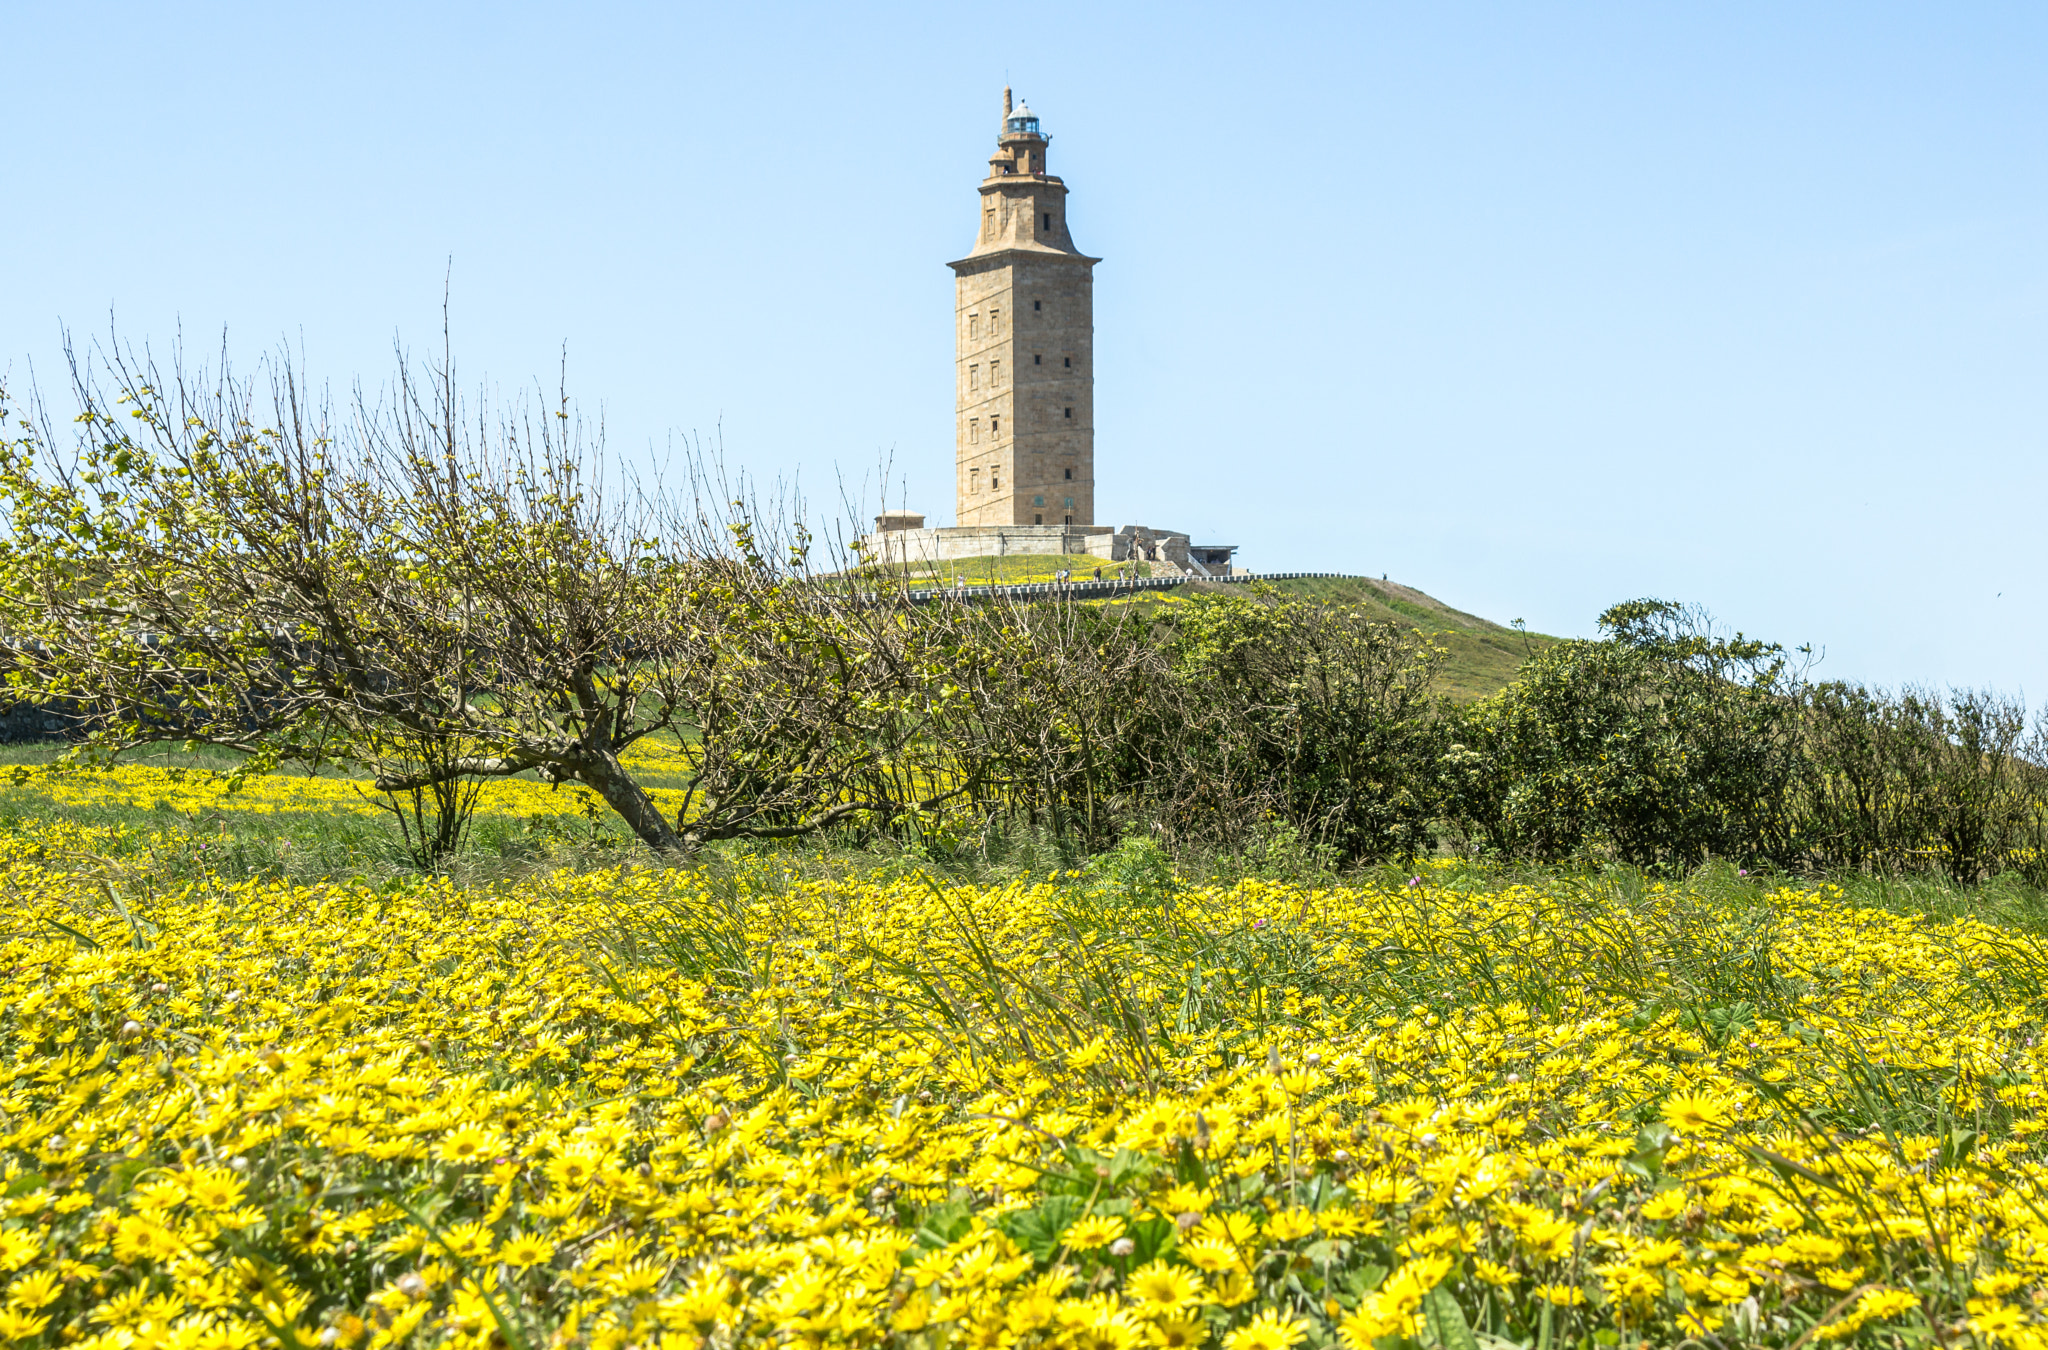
top-left (890, 558), bottom-right (1560, 701)
top-left (1258, 575), bottom-right (1558, 701)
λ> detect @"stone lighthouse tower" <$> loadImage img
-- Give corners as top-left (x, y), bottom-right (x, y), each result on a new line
top-left (950, 89), bottom-right (1098, 528)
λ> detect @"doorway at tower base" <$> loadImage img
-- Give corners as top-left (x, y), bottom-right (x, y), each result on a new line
top-left (855, 522), bottom-right (1212, 569)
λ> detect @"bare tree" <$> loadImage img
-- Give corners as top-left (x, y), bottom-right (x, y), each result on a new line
top-left (0, 331), bottom-right (977, 857)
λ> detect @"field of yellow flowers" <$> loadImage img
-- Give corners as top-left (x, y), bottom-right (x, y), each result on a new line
top-left (0, 759), bottom-right (687, 826)
top-left (6, 815), bottom-right (2048, 1349)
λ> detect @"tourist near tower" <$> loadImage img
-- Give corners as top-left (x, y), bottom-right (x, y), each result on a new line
top-left (950, 88), bottom-right (1098, 529)
top-left (861, 90), bottom-right (1237, 576)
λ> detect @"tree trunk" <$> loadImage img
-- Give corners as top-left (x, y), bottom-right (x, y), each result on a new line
top-left (576, 753), bottom-right (688, 853)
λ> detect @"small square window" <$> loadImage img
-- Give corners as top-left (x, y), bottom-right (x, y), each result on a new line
top-left (1033, 495), bottom-right (1044, 507)
top-left (1064, 496), bottom-right (1074, 509)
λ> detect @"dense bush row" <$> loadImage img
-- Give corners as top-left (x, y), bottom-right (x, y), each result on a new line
top-left (1441, 599), bottom-right (2048, 881)
top-left (1011, 591), bottom-right (2048, 883)
top-left (2, 340), bottom-right (2040, 879)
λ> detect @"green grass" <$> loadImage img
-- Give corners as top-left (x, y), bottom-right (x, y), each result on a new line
top-left (1265, 575), bottom-right (1562, 701)
top-left (886, 557), bottom-right (1559, 700)
top-left (881, 552), bottom-right (1148, 587)
top-left (1116, 572), bottom-right (1559, 702)
top-left (852, 553), bottom-right (1558, 701)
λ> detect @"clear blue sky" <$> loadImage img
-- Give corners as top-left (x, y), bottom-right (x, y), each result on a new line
top-left (8, 3), bottom-right (2045, 690)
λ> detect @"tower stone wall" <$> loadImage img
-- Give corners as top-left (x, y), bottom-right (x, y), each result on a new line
top-left (950, 90), bottom-right (1098, 528)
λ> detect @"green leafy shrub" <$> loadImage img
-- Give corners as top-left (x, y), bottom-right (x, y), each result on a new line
top-left (1446, 600), bottom-right (1805, 870)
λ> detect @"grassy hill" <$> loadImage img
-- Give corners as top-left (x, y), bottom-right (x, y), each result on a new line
top-left (889, 557), bottom-right (1561, 701)
top-left (1261, 575), bottom-right (1560, 701)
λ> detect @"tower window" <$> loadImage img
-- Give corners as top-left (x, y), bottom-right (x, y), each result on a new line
top-left (1063, 514), bottom-right (1072, 525)
top-left (992, 417), bottom-right (1000, 437)
top-left (1033, 495), bottom-right (1044, 507)
top-left (1034, 513), bottom-right (1043, 524)
top-left (1064, 407), bottom-right (1072, 419)
top-left (1043, 213), bottom-right (1051, 230)
top-left (990, 307), bottom-right (999, 333)
top-left (969, 365), bottom-right (980, 390)
top-left (970, 467), bottom-right (981, 491)
top-left (1064, 496), bottom-right (1074, 509)
top-left (991, 471), bottom-right (999, 489)
top-left (1033, 300), bottom-right (1041, 311)
top-left (1063, 467), bottom-right (1072, 480)
top-left (1063, 356), bottom-right (1070, 368)
top-left (1034, 353), bottom-right (1041, 365)
top-left (991, 360), bottom-right (1001, 386)
top-left (969, 313), bottom-right (980, 338)
top-left (969, 417), bottom-right (980, 443)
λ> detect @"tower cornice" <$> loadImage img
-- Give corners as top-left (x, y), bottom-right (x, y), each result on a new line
top-left (947, 244), bottom-right (1101, 272)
